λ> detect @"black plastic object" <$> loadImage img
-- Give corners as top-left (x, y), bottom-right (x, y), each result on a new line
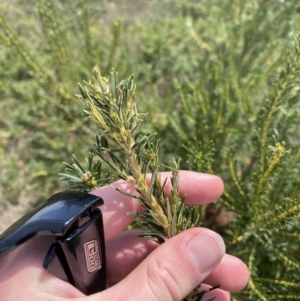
top-left (0, 191), bottom-right (107, 295)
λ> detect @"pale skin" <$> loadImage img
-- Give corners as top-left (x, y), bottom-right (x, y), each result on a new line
top-left (0, 171), bottom-right (249, 301)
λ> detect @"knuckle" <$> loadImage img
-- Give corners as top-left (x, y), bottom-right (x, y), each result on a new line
top-left (145, 255), bottom-right (184, 301)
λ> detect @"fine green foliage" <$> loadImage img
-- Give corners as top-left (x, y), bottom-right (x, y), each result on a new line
top-left (73, 66), bottom-right (204, 243)
top-left (62, 67), bottom-right (207, 300)
top-left (0, 0), bottom-right (116, 202)
top-left (151, 2), bottom-right (300, 300)
top-left (2, 0), bottom-right (300, 300)
top-left (59, 153), bottom-right (112, 191)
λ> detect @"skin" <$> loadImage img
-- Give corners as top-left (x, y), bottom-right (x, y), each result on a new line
top-left (0, 171), bottom-right (249, 301)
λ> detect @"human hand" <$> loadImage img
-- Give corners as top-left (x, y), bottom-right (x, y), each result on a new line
top-left (0, 171), bottom-right (248, 301)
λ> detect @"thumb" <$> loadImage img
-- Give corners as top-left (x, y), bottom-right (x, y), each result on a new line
top-left (97, 228), bottom-right (225, 301)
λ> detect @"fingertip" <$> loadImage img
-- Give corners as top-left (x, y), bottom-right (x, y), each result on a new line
top-left (202, 287), bottom-right (230, 301)
top-left (205, 254), bottom-right (249, 292)
top-left (225, 257), bottom-right (249, 292)
top-left (179, 171), bottom-right (224, 204)
top-left (187, 228), bottom-right (225, 276)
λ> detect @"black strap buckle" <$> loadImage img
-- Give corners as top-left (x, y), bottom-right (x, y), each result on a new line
top-left (0, 191), bottom-right (107, 295)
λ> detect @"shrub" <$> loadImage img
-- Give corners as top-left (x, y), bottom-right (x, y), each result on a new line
top-left (1, 0), bottom-right (300, 299)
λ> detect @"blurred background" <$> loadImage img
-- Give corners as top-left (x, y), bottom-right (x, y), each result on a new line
top-left (1, 0), bottom-right (300, 230)
top-left (2, 1), bottom-right (300, 299)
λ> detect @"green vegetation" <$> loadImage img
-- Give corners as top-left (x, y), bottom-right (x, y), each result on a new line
top-left (1, 0), bottom-right (300, 300)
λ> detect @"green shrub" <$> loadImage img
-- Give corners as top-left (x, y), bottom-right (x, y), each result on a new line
top-left (1, 0), bottom-right (300, 299)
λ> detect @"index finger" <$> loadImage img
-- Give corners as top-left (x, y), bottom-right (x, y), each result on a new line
top-left (156, 170), bottom-right (224, 205)
top-left (91, 171), bottom-right (224, 241)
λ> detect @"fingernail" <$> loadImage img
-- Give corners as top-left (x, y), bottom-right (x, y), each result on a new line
top-left (187, 231), bottom-right (225, 273)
